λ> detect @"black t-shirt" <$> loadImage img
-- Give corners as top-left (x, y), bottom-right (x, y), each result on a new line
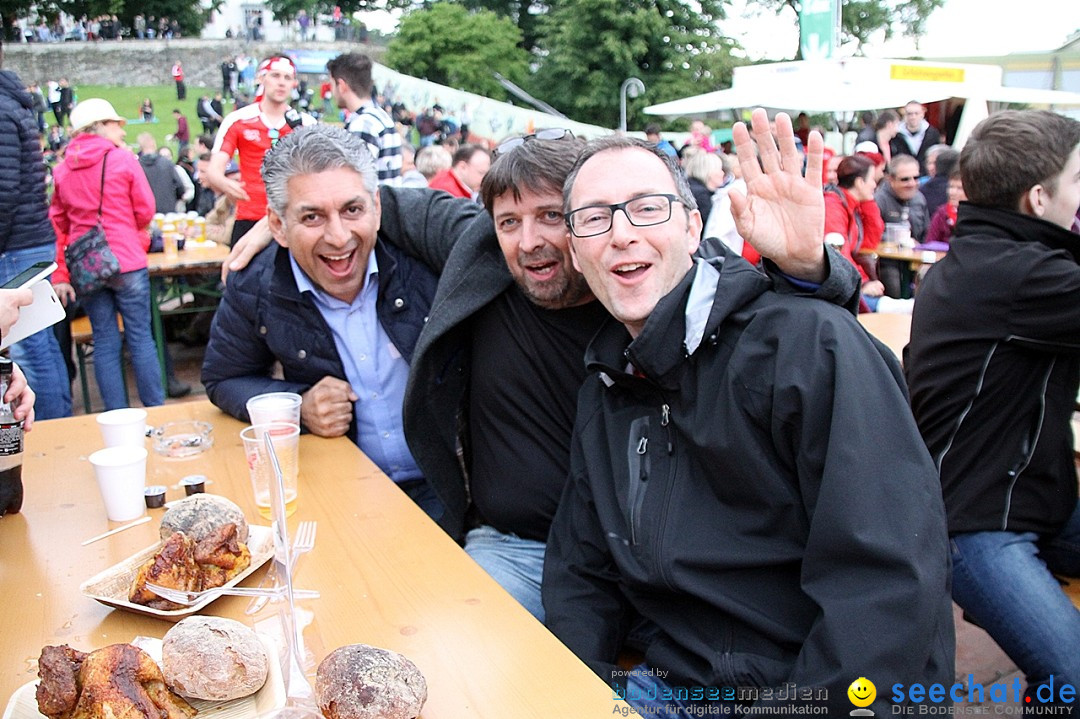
top-left (468, 284), bottom-right (609, 541)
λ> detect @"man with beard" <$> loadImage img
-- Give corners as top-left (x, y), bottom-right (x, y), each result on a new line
top-left (225, 122), bottom-right (860, 620)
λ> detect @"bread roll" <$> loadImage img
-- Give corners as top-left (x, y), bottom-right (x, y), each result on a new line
top-left (162, 616), bottom-right (268, 700)
top-left (160, 495), bottom-right (248, 543)
top-left (316, 644), bottom-right (427, 719)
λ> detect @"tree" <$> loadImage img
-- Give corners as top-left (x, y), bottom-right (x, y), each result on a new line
top-left (386, 3), bottom-right (530, 101)
top-left (113, 0), bottom-right (214, 36)
top-left (530, 0), bottom-right (740, 128)
top-left (753, 0), bottom-right (946, 57)
top-left (263, 0), bottom-right (409, 27)
top-left (456, 0), bottom-right (544, 53)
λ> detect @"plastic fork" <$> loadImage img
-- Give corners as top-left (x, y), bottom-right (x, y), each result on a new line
top-left (246, 520), bottom-right (318, 615)
top-left (145, 582), bottom-right (319, 606)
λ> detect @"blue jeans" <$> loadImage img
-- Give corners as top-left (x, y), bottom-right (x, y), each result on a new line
top-left (0, 244), bottom-right (72, 419)
top-left (464, 525), bottom-right (546, 621)
top-left (396, 478), bottom-right (444, 522)
top-left (82, 269), bottom-right (164, 409)
top-left (951, 500), bottom-right (1080, 700)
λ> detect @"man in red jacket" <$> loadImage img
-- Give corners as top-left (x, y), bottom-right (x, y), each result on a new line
top-left (428, 145), bottom-right (490, 201)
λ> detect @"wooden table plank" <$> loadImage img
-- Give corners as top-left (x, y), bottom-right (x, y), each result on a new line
top-left (0, 401), bottom-right (623, 717)
top-left (858, 312), bottom-right (912, 363)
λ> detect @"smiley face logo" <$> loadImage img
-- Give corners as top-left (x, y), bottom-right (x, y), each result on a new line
top-left (847, 677), bottom-right (876, 708)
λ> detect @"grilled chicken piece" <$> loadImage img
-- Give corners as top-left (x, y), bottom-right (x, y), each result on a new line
top-left (194, 522), bottom-right (251, 589)
top-left (129, 532), bottom-right (200, 610)
top-left (36, 644), bottom-right (196, 719)
top-left (36, 645), bottom-right (86, 718)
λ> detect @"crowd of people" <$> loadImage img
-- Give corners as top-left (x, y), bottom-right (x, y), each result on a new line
top-left (6, 14), bottom-right (185, 43)
top-left (1, 36), bottom-right (1079, 717)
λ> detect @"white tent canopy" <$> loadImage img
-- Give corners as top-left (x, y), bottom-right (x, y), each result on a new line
top-left (644, 57), bottom-right (1080, 147)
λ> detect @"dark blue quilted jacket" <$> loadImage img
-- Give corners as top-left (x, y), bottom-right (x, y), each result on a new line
top-left (0, 70), bottom-right (54, 253)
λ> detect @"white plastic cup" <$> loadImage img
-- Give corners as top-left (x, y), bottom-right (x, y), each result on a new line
top-left (246, 392), bottom-right (302, 428)
top-left (96, 408), bottom-right (148, 448)
top-left (89, 445), bottom-right (148, 521)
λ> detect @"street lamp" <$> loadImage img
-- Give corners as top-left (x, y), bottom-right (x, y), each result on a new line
top-left (620, 77), bottom-right (645, 133)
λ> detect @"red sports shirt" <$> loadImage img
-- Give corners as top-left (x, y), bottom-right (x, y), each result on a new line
top-left (213, 104), bottom-right (315, 221)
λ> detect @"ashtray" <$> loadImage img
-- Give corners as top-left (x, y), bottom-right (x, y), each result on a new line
top-left (150, 420), bottom-right (214, 458)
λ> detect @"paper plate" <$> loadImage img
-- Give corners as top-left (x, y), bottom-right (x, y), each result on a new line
top-left (79, 525), bottom-right (273, 621)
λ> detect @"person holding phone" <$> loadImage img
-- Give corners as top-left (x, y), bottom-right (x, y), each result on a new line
top-left (0, 288), bottom-right (32, 338)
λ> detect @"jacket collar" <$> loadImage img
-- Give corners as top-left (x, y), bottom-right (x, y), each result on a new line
top-left (586, 247), bottom-right (771, 390)
top-left (954, 204), bottom-right (1080, 264)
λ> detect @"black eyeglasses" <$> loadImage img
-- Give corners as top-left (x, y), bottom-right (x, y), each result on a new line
top-left (894, 175), bottom-right (918, 183)
top-left (567, 193), bottom-right (684, 238)
top-left (494, 128), bottom-right (574, 157)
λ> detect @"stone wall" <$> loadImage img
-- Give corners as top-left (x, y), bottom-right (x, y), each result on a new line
top-left (3, 39), bottom-right (386, 88)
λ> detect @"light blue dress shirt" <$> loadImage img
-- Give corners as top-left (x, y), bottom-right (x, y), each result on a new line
top-left (289, 249), bottom-right (422, 484)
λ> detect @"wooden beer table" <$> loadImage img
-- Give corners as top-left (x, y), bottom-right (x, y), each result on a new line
top-left (147, 242), bottom-right (231, 387)
top-left (0, 401), bottom-right (625, 717)
top-left (858, 312), bottom-right (912, 363)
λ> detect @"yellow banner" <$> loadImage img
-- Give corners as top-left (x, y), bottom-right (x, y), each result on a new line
top-left (890, 65), bottom-right (966, 83)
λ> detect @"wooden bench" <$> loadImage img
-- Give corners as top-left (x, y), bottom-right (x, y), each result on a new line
top-left (71, 315), bottom-right (127, 413)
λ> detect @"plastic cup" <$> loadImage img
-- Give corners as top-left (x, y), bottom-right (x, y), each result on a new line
top-left (89, 445), bottom-right (148, 521)
top-left (96, 408), bottom-right (148, 448)
top-left (240, 423), bottom-right (299, 520)
top-left (246, 392), bottom-right (302, 428)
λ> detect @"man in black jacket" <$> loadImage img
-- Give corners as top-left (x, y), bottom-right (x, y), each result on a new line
top-left (906, 109), bottom-right (1080, 704)
top-left (225, 120), bottom-right (863, 622)
top-left (0, 39), bottom-right (71, 419)
top-left (203, 125), bottom-right (442, 517)
top-left (544, 111), bottom-right (952, 716)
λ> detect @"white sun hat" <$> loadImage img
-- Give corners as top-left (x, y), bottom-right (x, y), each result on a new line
top-left (69, 98), bottom-right (126, 133)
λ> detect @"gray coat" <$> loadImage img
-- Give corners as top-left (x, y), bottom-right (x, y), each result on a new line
top-left (875, 181), bottom-right (930, 242)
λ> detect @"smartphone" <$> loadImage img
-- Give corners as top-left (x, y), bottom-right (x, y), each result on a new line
top-left (2, 261), bottom-right (57, 290)
top-left (1, 274), bottom-right (66, 351)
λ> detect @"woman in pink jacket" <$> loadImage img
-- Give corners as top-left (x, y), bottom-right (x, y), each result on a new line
top-left (50, 99), bottom-right (164, 409)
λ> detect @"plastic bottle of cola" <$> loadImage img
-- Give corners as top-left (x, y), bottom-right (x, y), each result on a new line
top-left (0, 357), bottom-right (25, 515)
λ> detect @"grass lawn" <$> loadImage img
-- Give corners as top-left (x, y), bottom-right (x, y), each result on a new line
top-left (74, 84), bottom-right (209, 154)
top-left (69, 85), bottom-right (344, 155)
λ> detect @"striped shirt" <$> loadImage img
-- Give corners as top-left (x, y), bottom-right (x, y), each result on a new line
top-left (344, 103), bottom-right (402, 186)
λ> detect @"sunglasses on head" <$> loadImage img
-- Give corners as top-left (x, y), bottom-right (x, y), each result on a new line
top-left (495, 128), bottom-right (574, 157)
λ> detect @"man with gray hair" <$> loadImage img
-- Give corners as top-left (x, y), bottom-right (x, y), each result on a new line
top-left (202, 124), bottom-right (442, 516)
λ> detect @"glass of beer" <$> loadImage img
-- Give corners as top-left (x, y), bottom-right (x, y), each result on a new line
top-left (241, 423), bottom-right (299, 520)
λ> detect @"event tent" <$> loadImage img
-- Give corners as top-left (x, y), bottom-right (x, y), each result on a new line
top-left (644, 57), bottom-right (1080, 147)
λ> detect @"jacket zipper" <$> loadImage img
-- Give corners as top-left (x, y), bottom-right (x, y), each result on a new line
top-left (655, 400), bottom-right (677, 590)
top-left (627, 418), bottom-right (650, 546)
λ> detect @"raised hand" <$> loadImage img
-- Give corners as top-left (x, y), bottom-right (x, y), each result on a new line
top-left (729, 108), bottom-right (826, 282)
